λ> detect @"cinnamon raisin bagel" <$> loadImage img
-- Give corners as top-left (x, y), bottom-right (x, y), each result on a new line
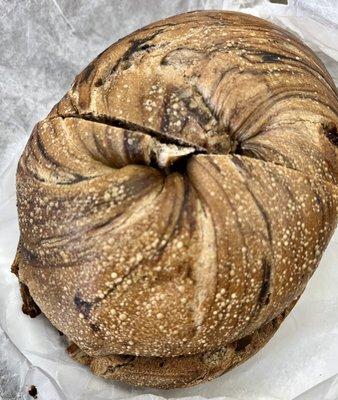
top-left (12, 11), bottom-right (338, 389)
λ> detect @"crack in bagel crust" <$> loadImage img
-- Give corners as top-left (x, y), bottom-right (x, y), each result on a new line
top-left (13, 10), bottom-right (338, 389)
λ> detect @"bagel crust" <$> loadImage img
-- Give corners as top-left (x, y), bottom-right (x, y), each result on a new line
top-left (12, 11), bottom-right (338, 388)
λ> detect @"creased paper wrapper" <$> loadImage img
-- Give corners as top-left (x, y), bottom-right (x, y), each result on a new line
top-left (0, 1), bottom-right (338, 399)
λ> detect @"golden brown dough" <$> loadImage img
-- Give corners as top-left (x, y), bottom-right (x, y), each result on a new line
top-left (13, 11), bottom-right (338, 388)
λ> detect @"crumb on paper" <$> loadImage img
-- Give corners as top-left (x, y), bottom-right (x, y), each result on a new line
top-left (28, 385), bottom-right (38, 398)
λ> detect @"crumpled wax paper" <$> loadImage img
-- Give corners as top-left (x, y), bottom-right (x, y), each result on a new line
top-left (0, 0), bottom-right (337, 399)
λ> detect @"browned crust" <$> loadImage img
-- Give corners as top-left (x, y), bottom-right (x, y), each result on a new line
top-left (12, 10), bottom-right (338, 389)
top-left (67, 300), bottom-right (295, 389)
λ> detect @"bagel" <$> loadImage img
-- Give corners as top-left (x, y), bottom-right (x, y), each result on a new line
top-left (12, 11), bottom-right (338, 388)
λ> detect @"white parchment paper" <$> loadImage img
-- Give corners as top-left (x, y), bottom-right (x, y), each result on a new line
top-left (0, 1), bottom-right (338, 399)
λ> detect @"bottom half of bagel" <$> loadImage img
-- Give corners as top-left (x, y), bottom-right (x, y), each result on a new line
top-left (16, 280), bottom-right (296, 389)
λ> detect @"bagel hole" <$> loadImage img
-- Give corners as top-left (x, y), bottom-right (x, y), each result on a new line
top-left (149, 143), bottom-right (196, 173)
top-left (164, 155), bottom-right (191, 174)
